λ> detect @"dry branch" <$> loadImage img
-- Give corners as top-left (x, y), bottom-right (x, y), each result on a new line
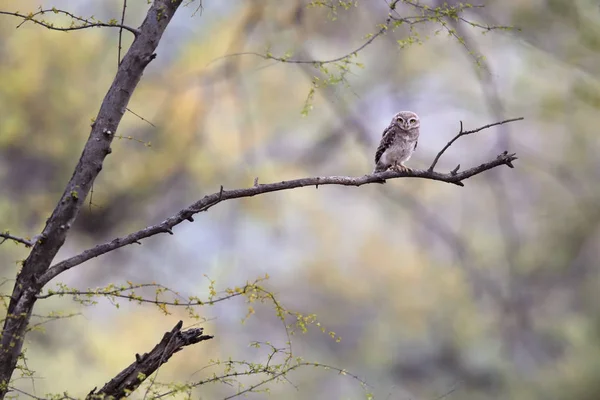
top-left (87, 321), bottom-right (213, 400)
top-left (40, 139), bottom-right (519, 287)
top-left (428, 117), bottom-right (524, 172)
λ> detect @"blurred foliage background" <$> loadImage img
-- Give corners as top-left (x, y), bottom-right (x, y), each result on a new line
top-left (1, 0), bottom-right (600, 398)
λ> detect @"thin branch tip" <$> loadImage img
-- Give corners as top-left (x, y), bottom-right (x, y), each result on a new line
top-left (429, 117), bottom-right (523, 172)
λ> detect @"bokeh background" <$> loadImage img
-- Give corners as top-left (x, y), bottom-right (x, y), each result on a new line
top-left (1, 0), bottom-right (600, 398)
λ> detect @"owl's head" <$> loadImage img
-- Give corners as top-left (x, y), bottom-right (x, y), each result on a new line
top-left (392, 111), bottom-right (420, 131)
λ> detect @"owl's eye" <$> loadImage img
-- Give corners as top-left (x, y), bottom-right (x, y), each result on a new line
top-left (409, 118), bottom-right (417, 124)
top-left (397, 118), bottom-right (404, 123)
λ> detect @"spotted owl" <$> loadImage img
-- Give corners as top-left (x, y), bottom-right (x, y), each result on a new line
top-left (373, 111), bottom-right (420, 175)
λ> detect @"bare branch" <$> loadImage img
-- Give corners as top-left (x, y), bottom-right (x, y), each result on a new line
top-left (428, 117), bottom-right (524, 172)
top-left (86, 321), bottom-right (213, 400)
top-left (0, 232), bottom-right (34, 247)
top-left (40, 143), bottom-right (518, 286)
top-left (0, 10), bottom-right (140, 36)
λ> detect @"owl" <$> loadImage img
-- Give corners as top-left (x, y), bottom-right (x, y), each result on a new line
top-left (373, 111), bottom-right (420, 175)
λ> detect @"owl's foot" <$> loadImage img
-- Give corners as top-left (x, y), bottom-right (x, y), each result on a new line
top-left (391, 163), bottom-right (412, 173)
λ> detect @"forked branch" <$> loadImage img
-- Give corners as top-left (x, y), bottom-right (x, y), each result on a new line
top-left (428, 117), bottom-right (524, 172)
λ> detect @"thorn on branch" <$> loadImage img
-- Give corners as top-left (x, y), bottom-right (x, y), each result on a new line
top-left (451, 164), bottom-right (460, 175)
top-left (164, 228), bottom-right (173, 235)
top-left (219, 185), bottom-right (224, 199)
top-left (253, 177), bottom-right (259, 187)
top-left (186, 216), bottom-right (194, 222)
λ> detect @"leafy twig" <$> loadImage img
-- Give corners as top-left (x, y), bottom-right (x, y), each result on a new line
top-left (208, 0), bottom-right (401, 67)
top-left (0, 232), bottom-right (34, 247)
top-left (0, 9), bottom-right (139, 36)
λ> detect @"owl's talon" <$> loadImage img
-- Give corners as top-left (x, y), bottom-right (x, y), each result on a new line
top-left (390, 164), bottom-right (411, 173)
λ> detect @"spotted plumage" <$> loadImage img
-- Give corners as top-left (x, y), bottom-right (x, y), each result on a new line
top-left (373, 111), bottom-right (420, 177)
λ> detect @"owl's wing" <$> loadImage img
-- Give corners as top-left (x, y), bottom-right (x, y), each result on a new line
top-left (374, 125), bottom-right (396, 164)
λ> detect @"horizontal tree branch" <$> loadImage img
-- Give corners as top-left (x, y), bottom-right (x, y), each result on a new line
top-left (86, 321), bottom-right (213, 400)
top-left (39, 150), bottom-right (517, 286)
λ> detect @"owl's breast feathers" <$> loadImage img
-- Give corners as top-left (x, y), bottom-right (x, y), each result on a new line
top-left (373, 125), bottom-right (419, 174)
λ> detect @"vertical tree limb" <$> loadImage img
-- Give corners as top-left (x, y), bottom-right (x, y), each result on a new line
top-left (0, 1), bottom-right (183, 396)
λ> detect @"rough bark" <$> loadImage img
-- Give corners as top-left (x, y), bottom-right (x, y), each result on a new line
top-left (86, 321), bottom-right (213, 399)
top-left (39, 150), bottom-right (517, 285)
top-left (0, 1), bottom-right (183, 396)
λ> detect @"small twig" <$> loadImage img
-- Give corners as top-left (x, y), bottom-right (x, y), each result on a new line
top-left (0, 232), bottom-right (34, 247)
top-left (88, 184), bottom-right (95, 212)
top-left (0, 10), bottom-right (140, 36)
top-left (6, 386), bottom-right (46, 400)
top-left (118, 0), bottom-right (128, 66)
top-left (253, 177), bottom-right (259, 187)
top-left (428, 117), bottom-right (524, 172)
top-left (126, 107), bottom-right (156, 127)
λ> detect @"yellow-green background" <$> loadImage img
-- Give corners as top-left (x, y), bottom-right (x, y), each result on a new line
top-left (1, 0), bottom-right (600, 398)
